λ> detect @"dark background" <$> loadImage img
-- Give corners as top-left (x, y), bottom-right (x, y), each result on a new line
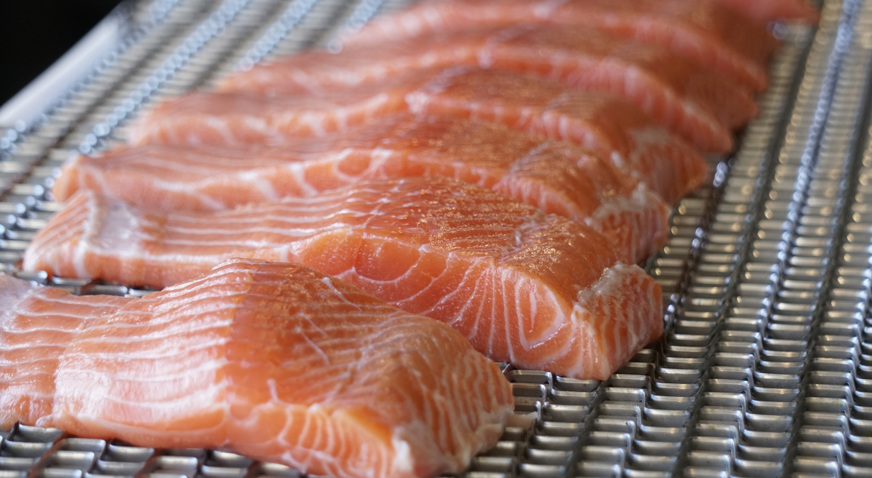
top-left (1, 0), bottom-right (123, 106)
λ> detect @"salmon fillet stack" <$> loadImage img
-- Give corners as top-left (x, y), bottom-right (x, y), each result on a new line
top-left (14, 0), bottom-right (820, 475)
top-left (39, 0), bottom-right (818, 378)
top-left (0, 258), bottom-right (514, 478)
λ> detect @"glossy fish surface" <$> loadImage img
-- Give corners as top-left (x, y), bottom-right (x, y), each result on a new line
top-left (0, 258), bottom-right (514, 478)
top-left (58, 114), bottom-right (684, 263)
top-left (24, 179), bottom-right (664, 380)
top-left (343, 0), bottom-right (776, 91)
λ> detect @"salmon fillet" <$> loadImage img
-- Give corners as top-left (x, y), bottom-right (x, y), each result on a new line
top-left (406, 70), bottom-right (711, 180)
top-left (215, 26), bottom-right (757, 150)
top-left (57, 115), bottom-right (678, 263)
top-left (713, 0), bottom-right (820, 23)
top-left (23, 178), bottom-right (664, 380)
top-left (0, 258), bottom-right (513, 478)
top-left (131, 68), bottom-right (710, 183)
top-left (343, 0), bottom-right (776, 91)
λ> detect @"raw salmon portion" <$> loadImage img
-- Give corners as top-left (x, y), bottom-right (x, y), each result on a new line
top-left (130, 67), bottom-right (710, 186)
top-left (0, 258), bottom-right (513, 478)
top-left (406, 69), bottom-right (711, 182)
top-left (343, 0), bottom-right (776, 91)
top-left (216, 26), bottom-right (757, 150)
top-left (23, 178), bottom-right (664, 380)
top-left (57, 115), bottom-right (677, 263)
top-left (713, 0), bottom-right (819, 23)
top-left (130, 80), bottom-right (412, 146)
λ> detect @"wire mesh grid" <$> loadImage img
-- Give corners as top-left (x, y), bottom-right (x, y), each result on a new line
top-left (1, 0), bottom-right (870, 476)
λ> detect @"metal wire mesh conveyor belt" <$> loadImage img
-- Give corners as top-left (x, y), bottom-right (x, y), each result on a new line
top-left (0, 0), bottom-right (870, 475)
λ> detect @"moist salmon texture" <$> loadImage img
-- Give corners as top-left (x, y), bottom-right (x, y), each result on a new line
top-left (131, 68), bottom-right (710, 187)
top-left (23, 178), bottom-right (664, 380)
top-left (59, 114), bottom-right (706, 206)
top-left (57, 114), bottom-right (681, 263)
top-left (342, 0), bottom-right (777, 91)
top-left (0, 258), bottom-right (514, 478)
top-left (216, 26), bottom-right (757, 151)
